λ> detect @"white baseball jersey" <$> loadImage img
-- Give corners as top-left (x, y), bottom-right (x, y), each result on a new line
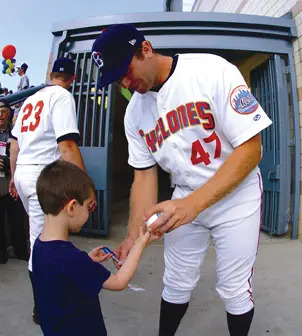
top-left (12, 85), bottom-right (79, 164)
top-left (125, 53), bottom-right (272, 191)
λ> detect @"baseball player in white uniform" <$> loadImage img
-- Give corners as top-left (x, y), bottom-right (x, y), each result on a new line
top-left (92, 24), bottom-right (272, 336)
top-left (9, 57), bottom-right (95, 324)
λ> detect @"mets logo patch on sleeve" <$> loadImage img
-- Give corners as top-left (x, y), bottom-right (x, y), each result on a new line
top-left (230, 85), bottom-right (259, 114)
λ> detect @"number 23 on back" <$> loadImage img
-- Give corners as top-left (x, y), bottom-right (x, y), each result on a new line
top-left (21, 100), bottom-right (44, 133)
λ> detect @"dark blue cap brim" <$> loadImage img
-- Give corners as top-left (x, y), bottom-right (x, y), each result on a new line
top-left (96, 48), bottom-right (133, 89)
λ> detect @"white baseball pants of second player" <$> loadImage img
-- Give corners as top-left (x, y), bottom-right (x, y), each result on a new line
top-left (14, 164), bottom-right (46, 271)
top-left (162, 174), bottom-right (262, 315)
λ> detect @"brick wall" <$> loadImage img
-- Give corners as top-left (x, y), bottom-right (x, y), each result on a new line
top-left (292, 2), bottom-right (302, 238)
top-left (193, 0), bottom-right (298, 16)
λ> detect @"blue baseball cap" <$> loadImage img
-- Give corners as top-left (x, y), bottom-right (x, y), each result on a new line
top-left (52, 57), bottom-right (75, 75)
top-left (92, 24), bottom-right (145, 88)
top-left (17, 63), bottom-right (28, 72)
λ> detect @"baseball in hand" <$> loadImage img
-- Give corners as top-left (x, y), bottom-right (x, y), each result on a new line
top-left (146, 213), bottom-right (161, 226)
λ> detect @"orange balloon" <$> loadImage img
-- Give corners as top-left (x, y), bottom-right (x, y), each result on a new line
top-left (2, 45), bottom-right (16, 59)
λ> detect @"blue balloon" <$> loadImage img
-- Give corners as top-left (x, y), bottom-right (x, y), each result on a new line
top-left (2, 59), bottom-right (6, 65)
top-left (11, 58), bottom-right (16, 63)
top-left (3, 64), bottom-right (8, 70)
top-left (2, 69), bottom-right (6, 74)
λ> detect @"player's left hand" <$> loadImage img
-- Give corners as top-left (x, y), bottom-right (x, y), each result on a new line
top-left (8, 178), bottom-right (19, 200)
top-left (88, 246), bottom-right (112, 263)
top-left (144, 197), bottom-right (199, 235)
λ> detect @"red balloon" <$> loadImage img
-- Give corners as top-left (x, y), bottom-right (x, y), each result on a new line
top-left (2, 45), bottom-right (16, 60)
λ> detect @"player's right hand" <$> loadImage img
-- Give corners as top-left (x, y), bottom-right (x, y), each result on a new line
top-left (145, 197), bottom-right (199, 235)
top-left (9, 178), bottom-right (19, 200)
top-left (114, 236), bottom-right (135, 269)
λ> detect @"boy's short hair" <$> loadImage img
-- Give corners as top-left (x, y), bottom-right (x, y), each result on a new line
top-left (37, 160), bottom-right (95, 215)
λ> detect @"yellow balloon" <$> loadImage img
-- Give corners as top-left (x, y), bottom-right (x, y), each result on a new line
top-left (9, 62), bottom-right (14, 69)
top-left (6, 59), bottom-right (11, 65)
top-left (6, 68), bottom-right (11, 74)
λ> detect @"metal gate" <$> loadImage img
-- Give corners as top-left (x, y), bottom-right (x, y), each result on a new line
top-left (251, 55), bottom-right (291, 235)
top-left (69, 52), bottom-right (115, 235)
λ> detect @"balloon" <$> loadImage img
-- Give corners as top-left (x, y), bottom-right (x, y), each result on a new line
top-left (6, 68), bottom-right (11, 75)
top-left (9, 62), bottom-right (14, 69)
top-left (3, 64), bottom-right (8, 70)
top-left (11, 68), bottom-right (15, 73)
top-left (2, 59), bottom-right (6, 65)
top-left (2, 69), bottom-right (6, 74)
top-left (6, 59), bottom-right (11, 65)
top-left (11, 58), bottom-right (16, 63)
top-left (2, 45), bottom-right (16, 59)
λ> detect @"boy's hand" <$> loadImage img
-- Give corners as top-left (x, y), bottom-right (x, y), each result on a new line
top-left (88, 246), bottom-right (112, 263)
top-left (135, 226), bottom-right (160, 248)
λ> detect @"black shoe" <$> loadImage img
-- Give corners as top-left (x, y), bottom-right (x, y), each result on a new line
top-left (0, 252), bottom-right (8, 264)
top-left (14, 252), bottom-right (29, 262)
top-left (32, 307), bottom-right (40, 325)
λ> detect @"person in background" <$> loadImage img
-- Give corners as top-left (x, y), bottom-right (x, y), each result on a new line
top-left (13, 63), bottom-right (30, 122)
top-left (17, 63), bottom-right (29, 91)
top-left (0, 99), bottom-right (29, 264)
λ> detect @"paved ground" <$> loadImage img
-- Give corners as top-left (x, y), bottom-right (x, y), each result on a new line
top-left (1, 200), bottom-right (302, 335)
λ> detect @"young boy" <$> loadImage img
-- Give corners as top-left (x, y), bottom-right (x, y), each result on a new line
top-left (32, 160), bottom-right (157, 336)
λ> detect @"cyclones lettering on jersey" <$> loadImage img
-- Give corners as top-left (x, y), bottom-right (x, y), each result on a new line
top-left (139, 101), bottom-right (215, 153)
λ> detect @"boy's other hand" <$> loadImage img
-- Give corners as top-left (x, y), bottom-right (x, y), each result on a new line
top-left (135, 226), bottom-right (160, 248)
top-left (88, 246), bottom-right (112, 263)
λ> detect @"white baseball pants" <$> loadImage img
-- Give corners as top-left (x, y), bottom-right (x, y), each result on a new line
top-left (162, 174), bottom-right (262, 315)
top-left (14, 164), bottom-right (46, 271)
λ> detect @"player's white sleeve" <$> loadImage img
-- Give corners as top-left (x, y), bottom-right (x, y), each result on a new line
top-left (124, 111), bottom-right (156, 169)
top-left (215, 62), bottom-right (272, 148)
top-left (51, 92), bottom-right (79, 140)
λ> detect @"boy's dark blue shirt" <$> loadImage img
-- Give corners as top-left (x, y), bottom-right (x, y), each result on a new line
top-left (32, 237), bottom-right (111, 336)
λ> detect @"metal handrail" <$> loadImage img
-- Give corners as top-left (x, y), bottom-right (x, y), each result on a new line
top-left (4, 84), bottom-right (46, 106)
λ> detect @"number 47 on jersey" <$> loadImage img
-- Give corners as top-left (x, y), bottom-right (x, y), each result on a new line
top-left (191, 131), bottom-right (221, 165)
